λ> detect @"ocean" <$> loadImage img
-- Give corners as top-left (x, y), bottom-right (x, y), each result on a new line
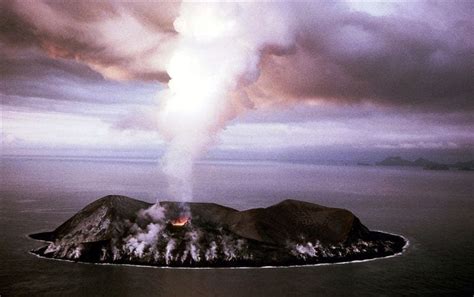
top-left (1, 157), bottom-right (473, 296)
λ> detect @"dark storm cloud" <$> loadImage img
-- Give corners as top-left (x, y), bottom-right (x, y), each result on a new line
top-left (0, 0), bottom-right (177, 81)
top-left (0, 47), bottom-right (158, 110)
top-left (249, 1), bottom-right (474, 112)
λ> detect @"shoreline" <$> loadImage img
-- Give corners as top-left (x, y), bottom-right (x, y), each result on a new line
top-left (28, 231), bottom-right (409, 270)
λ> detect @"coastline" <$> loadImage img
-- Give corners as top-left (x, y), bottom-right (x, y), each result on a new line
top-left (28, 231), bottom-right (409, 269)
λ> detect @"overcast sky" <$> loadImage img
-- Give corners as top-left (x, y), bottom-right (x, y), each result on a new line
top-left (1, 1), bottom-right (473, 163)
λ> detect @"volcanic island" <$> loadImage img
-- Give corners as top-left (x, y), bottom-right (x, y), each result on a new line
top-left (29, 195), bottom-right (407, 267)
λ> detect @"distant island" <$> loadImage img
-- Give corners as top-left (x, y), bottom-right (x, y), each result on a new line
top-left (375, 156), bottom-right (473, 171)
top-left (29, 195), bottom-right (407, 267)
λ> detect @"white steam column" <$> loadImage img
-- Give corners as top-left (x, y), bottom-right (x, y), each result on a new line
top-left (158, 3), bottom-right (295, 203)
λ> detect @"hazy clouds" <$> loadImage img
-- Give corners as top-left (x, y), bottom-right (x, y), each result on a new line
top-left (2, 1), bottom-right (473, 111)
top-left (1, 1), bottom-right (473, 160)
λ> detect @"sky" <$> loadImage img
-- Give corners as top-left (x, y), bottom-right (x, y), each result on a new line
top-left (1, 1), bottom-right (473, 163)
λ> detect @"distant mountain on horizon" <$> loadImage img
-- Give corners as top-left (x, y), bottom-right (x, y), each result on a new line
top-left (376, 156), bottom-right (473, 171)
top-left (3, 153), bottom-right (473, 170)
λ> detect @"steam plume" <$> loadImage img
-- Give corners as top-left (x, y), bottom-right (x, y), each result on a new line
top-left (158, 3), bottom-right (295, 201)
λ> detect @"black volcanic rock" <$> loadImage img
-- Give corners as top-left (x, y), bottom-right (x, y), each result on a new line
top-left (223, 199), bottom-right (369, 245)
top-left (31, 195), bottom-right (150, 243)
top-left (30, 195), bottom-right (406, 267)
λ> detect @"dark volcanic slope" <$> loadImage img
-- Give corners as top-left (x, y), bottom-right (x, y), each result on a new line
top-left (30, 195), bottom-right (151, 242)
top-left (224, 199), bottom-right (369, 245)
top-left (30, 195), bottom-right (406, 267)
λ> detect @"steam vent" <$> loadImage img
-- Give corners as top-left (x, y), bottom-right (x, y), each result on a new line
top-left (29, 195), bottom-right (407, 267)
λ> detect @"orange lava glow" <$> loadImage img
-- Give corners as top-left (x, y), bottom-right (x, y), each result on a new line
top-left (170, 216), bottom-right (189, 227)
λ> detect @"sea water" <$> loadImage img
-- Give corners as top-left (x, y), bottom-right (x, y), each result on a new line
top-left (1, 157), bottom-right (473, 296)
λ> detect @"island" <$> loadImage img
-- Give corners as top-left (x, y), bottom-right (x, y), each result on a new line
top-left (29, 195), bottom-right (407, 267)
top-left (376, 156), bottom-right (473, 171)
